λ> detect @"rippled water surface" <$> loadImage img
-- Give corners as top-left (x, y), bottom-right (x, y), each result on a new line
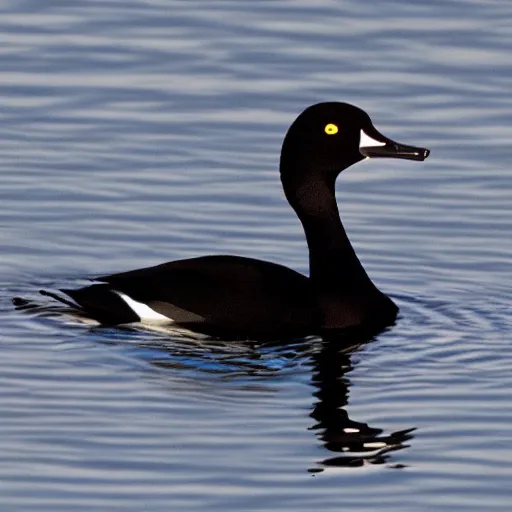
top-left (1, 0), bottom-right (511, 510)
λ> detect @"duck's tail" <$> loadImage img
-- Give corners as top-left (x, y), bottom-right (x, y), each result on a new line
top-left (37, 285), bottom-right (140, 325)
top-left (12, 290), bottom-right (85, 320)
top-left (39, 289), bottom-right (84, 310)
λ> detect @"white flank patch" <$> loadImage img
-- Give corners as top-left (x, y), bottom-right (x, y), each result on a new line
top-left (115, 291), bottom-right (172, 324)
top-left (359, 130), bottom-right (386, 148)
top-left (362, 441), bottom-right (387, 449)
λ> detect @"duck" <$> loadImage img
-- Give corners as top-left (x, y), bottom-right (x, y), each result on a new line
top-left (40, 102), bottom-right (429, 340)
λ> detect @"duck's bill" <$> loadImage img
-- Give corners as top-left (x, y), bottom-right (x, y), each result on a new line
top-left (359, 129), bottom-right (430, 161)
top-left (360, 142), bottom-right (430, 161)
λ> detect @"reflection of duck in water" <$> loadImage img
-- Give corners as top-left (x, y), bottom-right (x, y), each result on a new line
top-left (32, 102), bottom-right (429, 341)
top-left (309, 337), bottom-right (415, 471)
top-left (137, 332), bottom-right (415, 470)
top-left (61, 325), bottom-right (413, 471)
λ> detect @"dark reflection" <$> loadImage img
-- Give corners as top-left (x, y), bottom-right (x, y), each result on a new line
top-left (308, 335), bottom-right (415, 471)
top-left (126, 327), bottom-right (416, 471)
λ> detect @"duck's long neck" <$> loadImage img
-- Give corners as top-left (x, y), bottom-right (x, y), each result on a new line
top-left (283, 173), bottom-right (373, 290)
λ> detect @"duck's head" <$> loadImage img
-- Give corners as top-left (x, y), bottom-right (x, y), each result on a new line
top-left (280, 102), bottom-right (430, 191)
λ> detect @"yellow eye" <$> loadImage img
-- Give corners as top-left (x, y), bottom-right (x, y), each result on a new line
top-left (324, 123), bottom-right (338, 135)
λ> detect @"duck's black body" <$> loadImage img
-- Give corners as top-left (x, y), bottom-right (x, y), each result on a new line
top-left (40, 102), bottom-right (429, 340)
top-left (69, 255), bottom-right (318, 339)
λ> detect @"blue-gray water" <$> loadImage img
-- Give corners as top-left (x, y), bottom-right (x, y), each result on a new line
top-left (1, 1), bottom-right (511, 510)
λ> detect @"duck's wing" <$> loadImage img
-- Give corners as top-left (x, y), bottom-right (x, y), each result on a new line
top-left (54, 255), bottom-right (318, 339)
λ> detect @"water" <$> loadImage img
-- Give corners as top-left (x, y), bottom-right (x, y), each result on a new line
top-left (1, 0), bottom-right (511, 510)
